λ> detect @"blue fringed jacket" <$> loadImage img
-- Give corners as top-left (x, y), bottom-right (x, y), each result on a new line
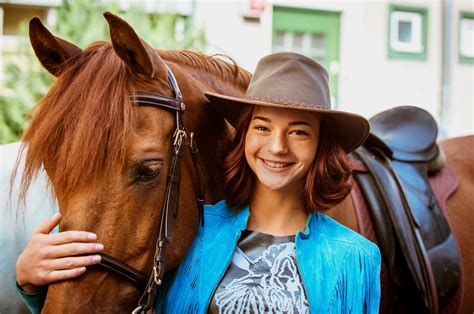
top-left (18, 201), bottom-right (381, 313)
top-left (158, 200), bottom-right (381, 313)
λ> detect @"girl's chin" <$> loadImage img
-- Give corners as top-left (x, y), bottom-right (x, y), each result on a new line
top-left (257, 178), bottom-right (294, 191)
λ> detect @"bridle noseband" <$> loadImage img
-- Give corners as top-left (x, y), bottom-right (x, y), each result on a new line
top-left (94, 64), bottom-right (206, 313)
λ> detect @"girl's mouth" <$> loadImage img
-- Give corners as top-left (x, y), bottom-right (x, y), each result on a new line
top-left (261, 158), bottom-right (295, 169)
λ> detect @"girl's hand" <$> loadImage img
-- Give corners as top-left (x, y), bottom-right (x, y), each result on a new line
top-left (16, 212), bottom-right (104, 293)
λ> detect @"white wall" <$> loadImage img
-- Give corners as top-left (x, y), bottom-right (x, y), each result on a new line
top-left (448, 0), bottom-right (474, 137)
top-left (195, 0), bottom-right (269, 71)
top-left (337, 0), bottom-right (442, 122)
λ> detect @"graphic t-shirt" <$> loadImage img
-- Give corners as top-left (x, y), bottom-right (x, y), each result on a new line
top-left (208, 230), bottom-right (309, 313)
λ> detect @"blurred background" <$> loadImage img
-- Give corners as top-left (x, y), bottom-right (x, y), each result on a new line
top-left (1, 0), bottom-right (473, 144)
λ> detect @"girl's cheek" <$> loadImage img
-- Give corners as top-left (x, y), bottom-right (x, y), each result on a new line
top-left (246, 135), bottom-right (265, 148)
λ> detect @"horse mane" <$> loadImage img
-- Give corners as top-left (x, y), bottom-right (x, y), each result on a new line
top-left (17, 42), bottom-right (250, 200)
top-left (160, 50), bottom-right (251, 91)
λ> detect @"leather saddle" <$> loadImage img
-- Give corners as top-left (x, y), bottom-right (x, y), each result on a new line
top-left (351, 106), bottom-right (461, 313)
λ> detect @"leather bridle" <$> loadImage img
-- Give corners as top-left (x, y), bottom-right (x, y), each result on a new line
top-left (93, 64), bottom-right (206, 313)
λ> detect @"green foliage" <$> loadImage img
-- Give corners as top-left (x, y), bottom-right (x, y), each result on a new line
top-left (0, 0), bottom-right (206, 144)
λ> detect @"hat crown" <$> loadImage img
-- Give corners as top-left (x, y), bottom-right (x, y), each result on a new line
top-left (247, 52), bottom-right (331, 109)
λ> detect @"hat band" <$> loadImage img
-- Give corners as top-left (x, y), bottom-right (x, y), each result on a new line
top-left (246, 95), bottom-right (330, 110)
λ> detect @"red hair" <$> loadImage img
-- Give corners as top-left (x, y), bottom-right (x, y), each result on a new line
top-left (222, 106), bottom-right (353, 211)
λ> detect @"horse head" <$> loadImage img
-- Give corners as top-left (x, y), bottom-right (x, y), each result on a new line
top-left (21, 12), bottom-right (251, 312)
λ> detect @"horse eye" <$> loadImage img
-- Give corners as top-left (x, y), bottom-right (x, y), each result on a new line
top-left (138, 161), bottom-right (162, 181)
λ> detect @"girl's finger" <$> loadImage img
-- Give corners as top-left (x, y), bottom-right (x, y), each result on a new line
top-left (46, 255), bottom-right (102, 270)
top-left (33, 212), bottom-right (62, 235)
top-left (46, 267), bottom-right (87, 283)
top-left (47, 230), bottom-right (98, 245)
top-left (40, 242), bottom-right (104, 259)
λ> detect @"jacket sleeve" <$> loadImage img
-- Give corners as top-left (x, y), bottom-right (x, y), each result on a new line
top-left (366, 243), bottom-right (381, 313)
top-left (327, 241), bottom-right (382, 313)
top-left (16, 282), bottom-right (47, 314)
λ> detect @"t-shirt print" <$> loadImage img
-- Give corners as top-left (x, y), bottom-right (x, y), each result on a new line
top-left (209, 230), bottom-right (309, 314)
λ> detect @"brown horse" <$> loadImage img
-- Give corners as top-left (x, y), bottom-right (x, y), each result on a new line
top-left (327, 135), bottom-right (474, 314)
top-left (19, 13), bottom-right (250, 312)
top-left (19, 11), bottom-right (473, 314)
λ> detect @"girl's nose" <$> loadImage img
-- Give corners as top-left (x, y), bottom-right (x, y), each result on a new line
top-left (269, 132), bottom-right (288, 154)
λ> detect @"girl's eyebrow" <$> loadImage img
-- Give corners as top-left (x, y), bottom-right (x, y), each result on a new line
top-left (252, 116), bottom-right (270, 122)
top-left (253, 116), bottom-right (311, 127)
top-left (288, 121), bottom-right (310, 126)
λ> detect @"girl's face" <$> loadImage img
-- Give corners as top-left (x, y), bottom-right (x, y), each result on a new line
top-left (245, 106), bottom-right (320, 192)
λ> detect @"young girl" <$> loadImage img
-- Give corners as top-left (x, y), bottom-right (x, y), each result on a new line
top-left (159, 52), bottom-right (380, 312)
top-left (17, 52), bottom-right (380, 313)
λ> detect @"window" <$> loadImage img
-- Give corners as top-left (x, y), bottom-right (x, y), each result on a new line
top-left (388, 5), bottom-right (428, 60)
top-left (459, 11), bottom-right (474, 64)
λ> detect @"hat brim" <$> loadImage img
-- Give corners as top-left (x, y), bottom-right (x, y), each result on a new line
top-left (205, 91), bottom-right (369, 153)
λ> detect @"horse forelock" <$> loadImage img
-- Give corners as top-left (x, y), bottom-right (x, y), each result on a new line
top-left (19, 42), bottom-right (136, 200)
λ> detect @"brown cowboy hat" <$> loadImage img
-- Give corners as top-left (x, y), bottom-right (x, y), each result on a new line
top-left (205, 52), bottom-right (369, 153)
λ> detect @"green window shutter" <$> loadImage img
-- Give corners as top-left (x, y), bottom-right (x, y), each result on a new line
top-left (387, 4), bottom-right (428, 61)
top-left (458, 11), bottom-right (474, 64)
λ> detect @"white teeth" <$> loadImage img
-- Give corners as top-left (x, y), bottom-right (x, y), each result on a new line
top-left (263, 159), bottom-right (289, 168)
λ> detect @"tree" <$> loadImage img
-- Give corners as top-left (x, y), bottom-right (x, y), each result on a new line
top-left (0, 0), bottom-right (206, 144)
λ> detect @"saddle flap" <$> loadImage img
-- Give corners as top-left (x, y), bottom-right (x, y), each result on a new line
top-left (369, 106), bottom-right (438, 162)
top-left (352, 145), bottom-right (462, 312)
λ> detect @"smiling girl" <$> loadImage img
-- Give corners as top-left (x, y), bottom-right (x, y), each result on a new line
top-left (159, 52), bottom-right (381, 313)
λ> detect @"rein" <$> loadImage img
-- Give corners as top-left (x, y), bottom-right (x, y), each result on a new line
top-left (94, 64), bottom-right (206, 313)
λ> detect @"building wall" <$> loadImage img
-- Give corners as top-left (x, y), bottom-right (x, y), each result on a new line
top-left (2, 0), bottom-right (472, 136)
top-left (336, 0), bottom-right (442, 122)
top-left (194, 0), bottom-right (270, 69)
top-left (449, 1), bottom-right (474, 137)
top-left (0, 3), bottom-right (53, 85)
top-left (196, 0), bottom-right (473, 137)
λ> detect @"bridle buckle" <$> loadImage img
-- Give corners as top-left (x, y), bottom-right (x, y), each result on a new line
top-left (173, 129), bottom-right (187, 147)
top-left (188, 132), bottom-right (198, 153)
top-left (153, 265), bottom-right (162, 285)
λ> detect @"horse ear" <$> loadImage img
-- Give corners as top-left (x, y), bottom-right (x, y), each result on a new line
top-left (104, 11), bottom-right (165, 79)
top-left (29, 17), bottom-right (82, 76)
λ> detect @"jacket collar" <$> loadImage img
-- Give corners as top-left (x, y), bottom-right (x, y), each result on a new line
top-left (227, 203), bottom-right (318, 238)
top-left (228, 204), bottom-right (250, 232)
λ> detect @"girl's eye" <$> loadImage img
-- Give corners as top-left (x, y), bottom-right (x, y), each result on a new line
top-left (254, 125), bottom-right (269, 132)
top-left (290, 130), bottom-right (309, 136)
